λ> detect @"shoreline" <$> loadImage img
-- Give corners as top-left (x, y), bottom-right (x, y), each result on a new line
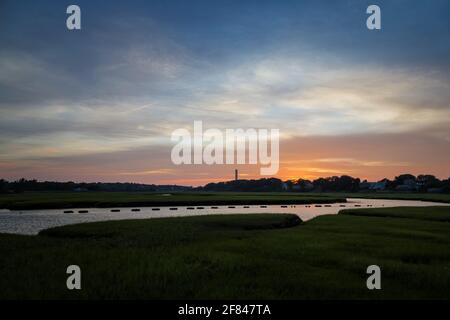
top-left (1, 191), bottom-right (450, 211)
top-left (0, 193), bottom-right (346, 211)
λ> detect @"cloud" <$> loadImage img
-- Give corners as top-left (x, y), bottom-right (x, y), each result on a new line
top-left (1, 0), bottom-right (449, 184)
top-left (118, 169), bottom-right (176, 176)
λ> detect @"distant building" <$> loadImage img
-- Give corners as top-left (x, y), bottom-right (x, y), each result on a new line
top-left (371, 179), bottom-right (388, 191)
top-left (359, 180), bottom-right (374, 190)
top-left (395, 178), bottom-right (417, 192)
top-left (235, 169), bottom-right (238, 181)
top-left (73, 187), bottom-right (88, 192)
top-left (292, 180), bottom-right (314, 192)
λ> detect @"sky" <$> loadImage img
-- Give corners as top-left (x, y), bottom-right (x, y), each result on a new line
top-left (1, 0), bottom-right (450, 185)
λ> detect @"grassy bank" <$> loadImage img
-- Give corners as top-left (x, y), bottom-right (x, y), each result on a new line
top-left (0, 192), bottom-right (345, 210)
top-left (340, 206), bottom-right (450, 222)
top-left (1, 206), bottom-right (450, 299)
top-left (311, 192), bottom-right (450, 203)
top-left (1, 191), bottom-right (449, 211)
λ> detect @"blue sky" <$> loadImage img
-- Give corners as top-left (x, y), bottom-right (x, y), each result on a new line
top-left (1, 0), bottom-right (450, 184)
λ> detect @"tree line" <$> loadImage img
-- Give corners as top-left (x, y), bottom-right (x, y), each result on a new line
top-left (1, 174), bottom-right (449, 193)
top-left (0, 179), bottom-right (191, 193)
top-left (201, 174), bottom-right (450, 193)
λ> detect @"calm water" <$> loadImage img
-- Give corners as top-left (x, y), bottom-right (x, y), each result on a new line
top-left (0, 198), bottom-right (448, 235)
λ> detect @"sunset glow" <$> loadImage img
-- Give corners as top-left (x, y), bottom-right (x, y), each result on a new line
top-left (1, 0), bottom-right (449, 186)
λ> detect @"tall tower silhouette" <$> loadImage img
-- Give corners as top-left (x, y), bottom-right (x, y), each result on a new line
top-left (235, 169), bottom-right (238, 181)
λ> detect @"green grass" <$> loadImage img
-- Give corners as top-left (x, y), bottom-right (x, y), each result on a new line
top-left (1, 191), bottom-right (449, 211)
top-left (1, 206), bottom-right (450, 299)
top-left (340, 206), bottom-right (450, 222)
top-left (310, 192), bottom-right (450, 203)
top-left (0, 192), bottom-right (345, 210)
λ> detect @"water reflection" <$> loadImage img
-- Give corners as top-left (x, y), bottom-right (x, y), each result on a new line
top-left (0, 198), bottom-right (448, 235)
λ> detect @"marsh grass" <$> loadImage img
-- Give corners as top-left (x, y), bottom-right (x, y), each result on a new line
top-left (0, 192), bottom-right (345, 210)
top-left (1, 207), bottom-right (450, 299)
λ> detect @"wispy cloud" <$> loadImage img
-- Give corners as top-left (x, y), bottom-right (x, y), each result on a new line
top-left (118, 169), bottom-right (176, 176)
top-left (0, 0), bottom-right (449, 183)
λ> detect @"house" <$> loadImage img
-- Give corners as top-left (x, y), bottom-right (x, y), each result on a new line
top-left (370, 179), bottom-right (388, 191)
top-left (395, 178), bottom-right (417, 191)
top-left (73, 187), bottom-right (88, 192)
top-left (359, 180), bottom-right (376, 190)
